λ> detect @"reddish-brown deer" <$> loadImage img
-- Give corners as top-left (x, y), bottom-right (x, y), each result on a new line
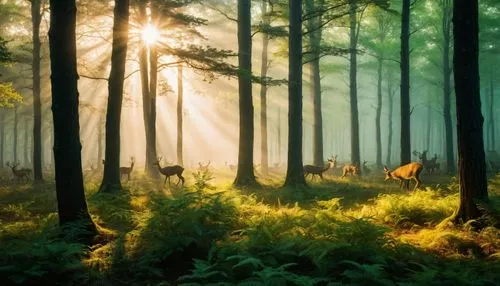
top-left (383, 162), bottom-right (423, 191)
top-left (120, 157), bottom-right (135, 181)
top-left (341, 163), bottom-right (361, 178)
top-left (154, 156), bottom-right (185, 186)
top-left (303, 155), bottom-right (337, 180)
top-left (7, 162), bottom-right (31, 183)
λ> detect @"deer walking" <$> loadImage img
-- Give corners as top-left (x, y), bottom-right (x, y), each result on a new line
top-left (303, 155), bottom-right (337, 181)
top-left (7, 162), bottom-right (31, 183)
top-left (383, 162), bottom-right (423, 191)
top-left (154, 157), bottom-right (185, 186)
top-left (341, 163), bottom-right (361, 178)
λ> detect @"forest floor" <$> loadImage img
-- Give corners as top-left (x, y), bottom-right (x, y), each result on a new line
top-left (1, 166), bottom-right (500, 285)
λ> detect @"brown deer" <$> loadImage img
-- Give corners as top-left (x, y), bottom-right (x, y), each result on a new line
top-left (303, 155), bottom-right (337, 180)
top-left (383, 162), bottom-right (423, 191)
top-left (120, 157), bottom-right (135, 181)
top-left (154, 156), bottom-right (185, 186)
top-left (7, 162), bottom-right (31, 183)
top-left (341, 163), bottom-right (361, 178)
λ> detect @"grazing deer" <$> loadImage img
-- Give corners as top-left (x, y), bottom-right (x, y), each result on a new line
top-left (7, 162), bottom-right (31, 183)
top-left (341, 163), bottom-right (361, 178)
top-left (120, 157), bottom-right (135, 181)
top-left (303, 155), bottom-right (337, 180)
top-left (362, 161), bottom-right (371, 175)
top-left (383, 162), bottom-right (423, 191)
top-left (154, 157), bottom-right (185, 186)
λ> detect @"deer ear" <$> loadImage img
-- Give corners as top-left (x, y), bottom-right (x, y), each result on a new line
top-left (383, 166), bottom-right (388, 172)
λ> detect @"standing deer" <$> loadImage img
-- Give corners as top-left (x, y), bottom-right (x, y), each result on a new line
top-left (198, 161), bottom-right (211, 172)
top-left (7, 162), bottom-right (31, 183)
top-left (120, 157), bottom-right (135, 181)
top-left (303, 155), bottom-right (337, 181)
top-left (341, 163), bottom-right (361, 178)
top-left (154, 156), bottom-right (185, 186)
top-left (383, 162), bottom-right (423, 191)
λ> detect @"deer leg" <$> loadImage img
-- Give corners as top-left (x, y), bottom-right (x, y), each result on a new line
top-left (414, 177), bottom-right (421, 191)
top-left (320, 173), bottom-right (324, 180)
top-left (178, 174), bottom-right (185, 186)
top-left (164, 175), bottom-right (168, 186)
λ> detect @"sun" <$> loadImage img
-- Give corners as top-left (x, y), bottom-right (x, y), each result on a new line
top-left (142, 24), bottom-right (159, 45)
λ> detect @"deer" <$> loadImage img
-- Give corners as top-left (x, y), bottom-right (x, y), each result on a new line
top-left (154, 156), bottom-right (185, 186)
top-left (198, 161), bottom-right (211, 172)
top-left (7, 162), bottom-right (31, 183)
top-left (341, 163), bottom-right (361, 178)
top-left (416, 150), bottom-right (438, 175)
top-left (120, 157), bottom-right (135, 181)
top-left (303, 155), bottom-right (337, 181)
top-left (383, 162), bottom-right (423, 191)
top-left (362, 161), bottom-right (371, 175)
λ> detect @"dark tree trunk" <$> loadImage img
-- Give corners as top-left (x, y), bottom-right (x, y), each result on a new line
top-left (277, 107), bottom-right (281, 163)
top-left (489, 76), bottom-right (495, 150)
top-left (32, 0), bottom-right (43, 181)
top-left (148, 23), bottom-right (159, 178)
top-left (386, 73), bottom-right (394, 166)
top-left (100, 0), bottom-right (130, 192)
top-left (375, 58), bottom-right (383, 167)
top-left (177, 64), bottom-right (183, 165)
top-left (426, 91), bottom-right (431, 151)
top-left (0, 111), bottom-right (4, 167)
top-left (234, 0), bottom-right (256, 186)
top-left (259, 0), bottom-right (270, 175)
top-left (48, 0), bottom-right (96, 229)
top-left (137, 1), bottom-right (153, 175)
top-left (400, 0), bottom-right (411, 165)
top-left (97, 113), bottom-right (104, 169)
top-left (13, 107), bottom-right (18, 163)
top-left (306, 0), bottom-right (324, 167)
top-left (442, 0), bottom-right (455, 174)
top-left (349, 1), bottom-right (360, 166)
top-left (284, 0), bottom-right (306, 187)
top-left (451, 0), bottom-right (488, 223)
top-left (24, 117), bottom-right (29, 165)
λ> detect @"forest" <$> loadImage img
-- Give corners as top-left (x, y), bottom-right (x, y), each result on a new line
top-left (0, 0), bottom-right (499, 285)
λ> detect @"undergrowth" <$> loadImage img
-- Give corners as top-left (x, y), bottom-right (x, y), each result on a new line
top-left (0, 169), bottom-right (499, 285)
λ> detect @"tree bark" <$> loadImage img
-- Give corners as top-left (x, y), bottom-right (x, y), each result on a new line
top-left (24, 117), bottom-right (29, 165)
top-left (148, 11), bottom-right (159, 178)
top-left (426, 90), bottom-right (431, 151)
top-left (32, 0), bottom-right (43, 181)
top-left (177, 64), bottom-right (183, 165)
top-left (259, 0), bottom-right (270, 175)
top-left (442, 0), bottom-right (455, 174)
top-left (451, 0), bottom-right (488, 223)
top-left (100, 0), bottom-right (130, 192)
top-left (400, 0), bottom-right (411, 165)
top-left (234, 0), bottom-right (256, 186)
top-left (349, 1), bottom-right (360, 166)
top-left (375, 58), bottom-right (383, 167)
top-left (284, 0), bottom-right (306, 187)
top-left (97, 113), bottom-right (104, 169)
top-left (489, 75), bottom-right (495, 150)
top-left (48, 0), bottom-right (96, 229)
top-left (0, 111), bottom-right (4, 167)
top-left (386, 73), bottom-right (394, 166)
top-left (13, 107), bottom-right (18, 163)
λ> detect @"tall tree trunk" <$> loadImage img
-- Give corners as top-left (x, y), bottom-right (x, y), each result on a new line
top-left (97, 113), bottom-right (104, 169)
top-left (426, 90), bottom-right (431, 151)
top-left (13, 107), bottom-right (18, 163)
top-left (284, 0), bottom-right (306, 187)
top-left (177, 64), bottom-right (183, 165)
top-left (32, 0), bottom-right (43, 181)
top-left (259, 0), bottom-right (270, 175)
top-left (490, 75), bottom-right (495, 150)
top-left (234, 0), bottom-right (256, 186)
top-left (137, 1), bottom-right (153, 175)
top-left (375, 57), bottom-right (383, 167)
top-left (24, 117), bottom-right (29, 165)
top-left (400, 0), bottom-right (411, 165)
top-left (349, 1), bottom-right (360, 166)
top-left (386, 74), bottom-right (394, 166)
top-left (0, 111), bottom-right (4, 167)
top-left (306, 0), bottom-right (325, 167)
top-left (100, 0), bottom-right (130, 192)
top-left (442, 0), bottom-right (455, 173)
top-left (148, 18), bottom-right (159, 178)
top-left (48, 0), bottom-right (96, 229)
top-left (451, 0), bottom-right (488, 223)
top-left (277, 107), bottom-right (281, 164)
